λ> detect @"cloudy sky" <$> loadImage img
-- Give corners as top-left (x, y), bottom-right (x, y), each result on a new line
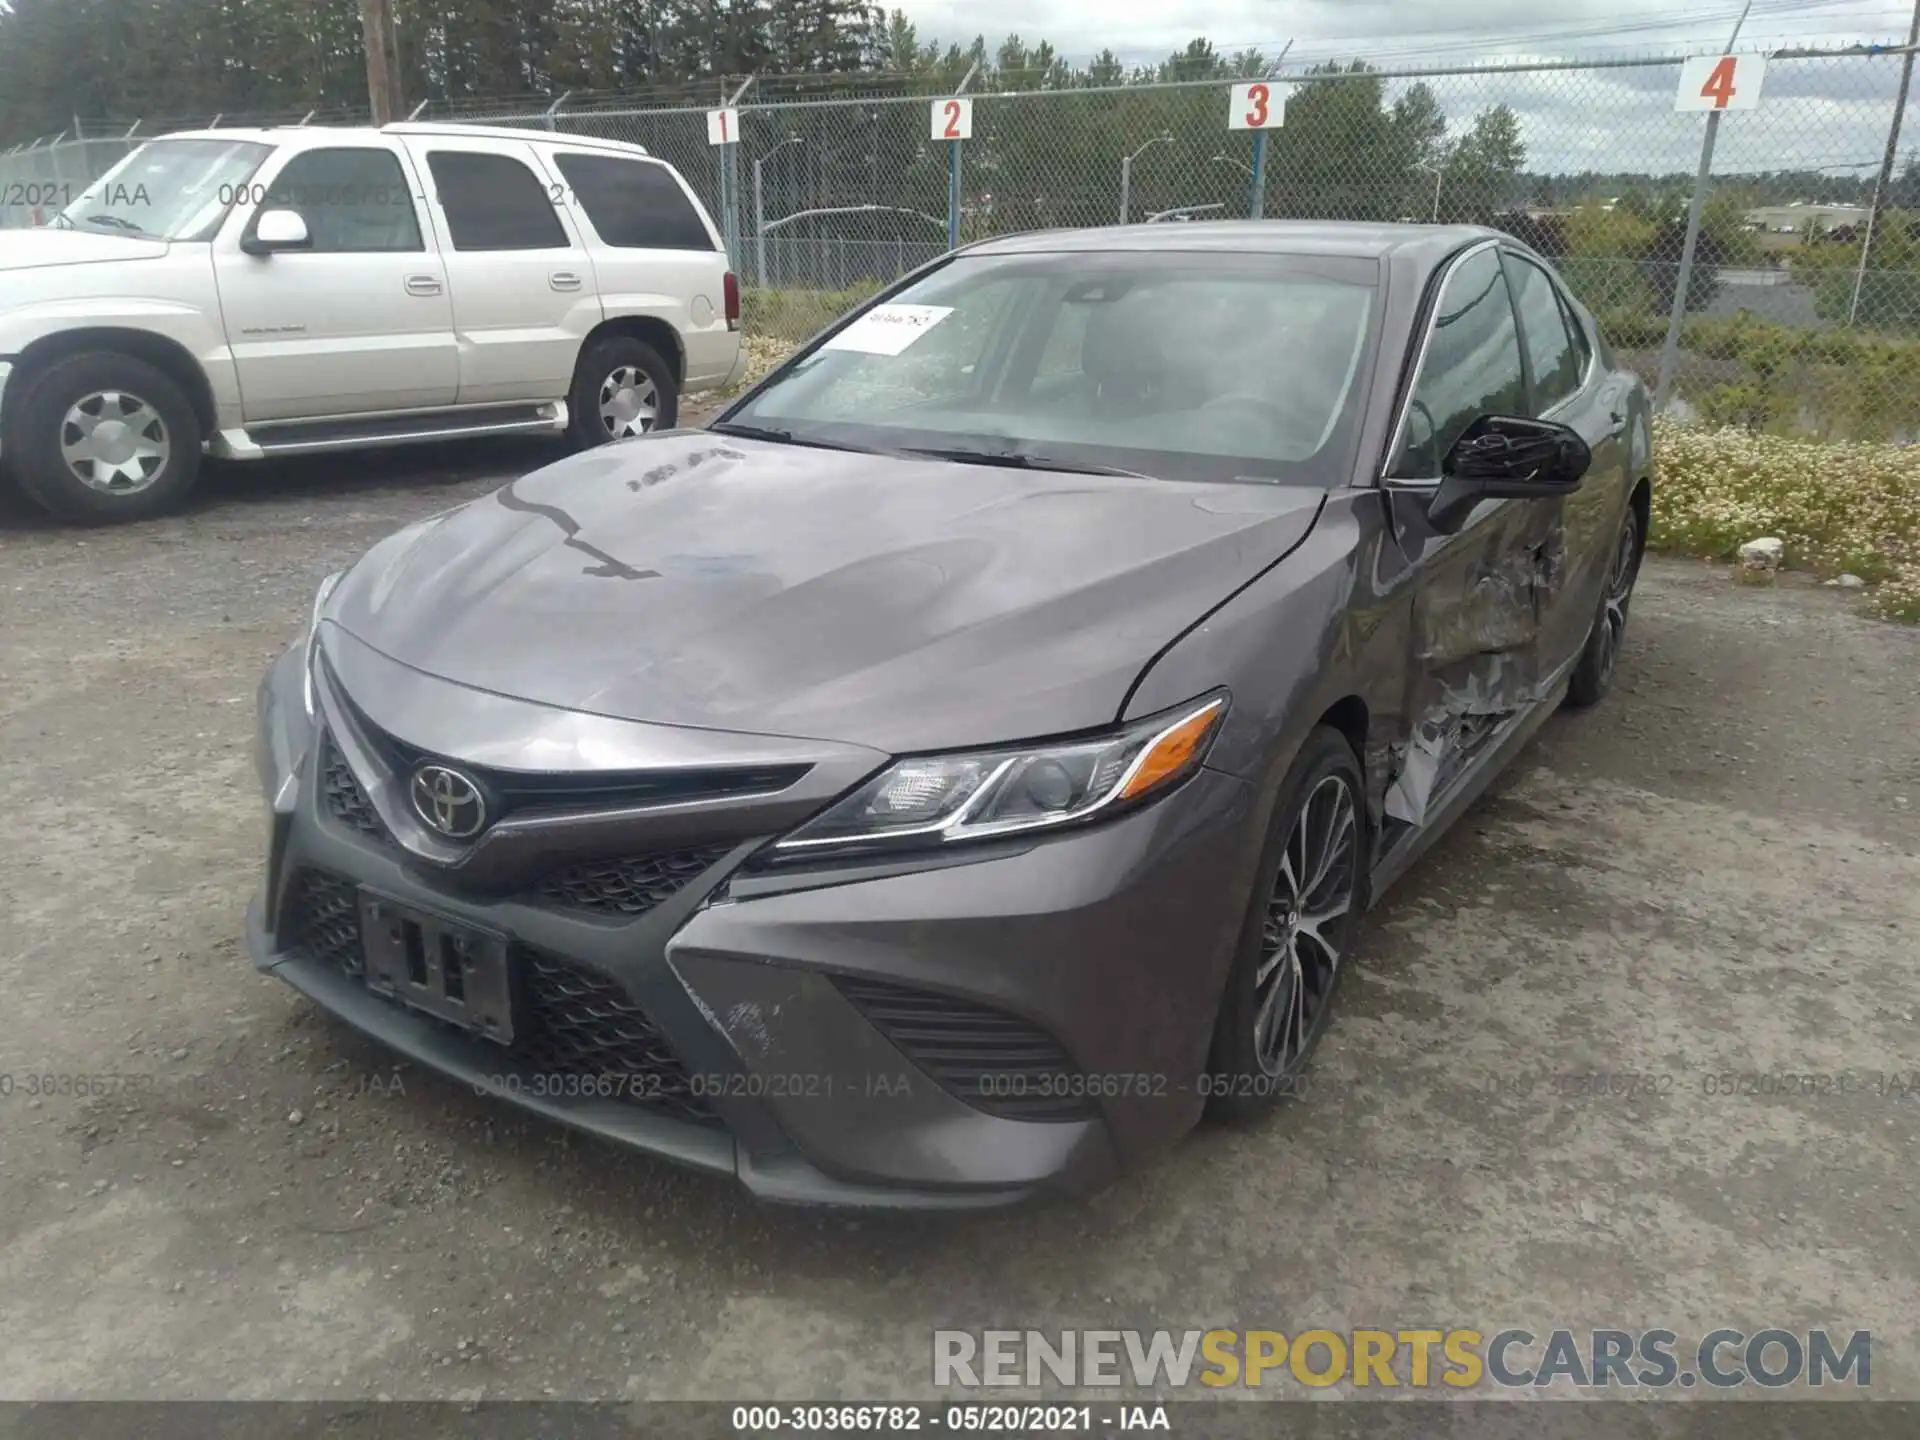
top-left (892, 0), bottom-right (1920, 174)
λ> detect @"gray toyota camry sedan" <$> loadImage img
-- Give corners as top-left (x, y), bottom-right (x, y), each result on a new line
top-left (249, 221), bottom-right (1653, 1207)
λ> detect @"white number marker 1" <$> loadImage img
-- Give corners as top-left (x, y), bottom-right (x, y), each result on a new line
top-left (706, 108), bottom-right (740, 145)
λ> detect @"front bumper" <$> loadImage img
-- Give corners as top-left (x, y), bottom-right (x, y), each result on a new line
top-left (249, 642), bottom-right (1264, 1207)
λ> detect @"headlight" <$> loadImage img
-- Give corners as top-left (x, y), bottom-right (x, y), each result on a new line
top-left (773, 693), bottom-right (1228, 858)
top-left (301, 570), bottom-right (344, 718)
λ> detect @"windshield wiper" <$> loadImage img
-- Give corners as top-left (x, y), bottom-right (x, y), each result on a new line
top-left (83, 213), bottom-right (146, 234)
top-left (707, 421), bottom-right (892, 456)
top-left (899, 445), bottom-right (1151, 479)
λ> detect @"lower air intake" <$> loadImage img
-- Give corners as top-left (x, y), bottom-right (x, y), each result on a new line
top-left (283, 870), bottom-right (365, 976)
top-left (518, 951), bottom-right (715, 1123)
top-left (834, 976), bottom-right (1095, 1122)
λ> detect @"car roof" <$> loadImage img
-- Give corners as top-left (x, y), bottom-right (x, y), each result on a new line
top-left (153, 123), bottom-right (652, 159)
top-left (965, 219), bottom-right (1498, 267)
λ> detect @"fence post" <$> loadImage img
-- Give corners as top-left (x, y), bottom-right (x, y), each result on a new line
top-left (1850, 5), bottom-right (1920, 325)
top-left (1653, 114), bottom-right (1721, 411)
top-left (1248, 131), bottom-right (1268, 220)
top-left (946, 59), bottom-right (979, 250)
top-left (1654, 4), bottom-right (1753, 410)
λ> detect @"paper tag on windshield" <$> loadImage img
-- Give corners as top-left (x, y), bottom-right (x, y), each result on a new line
top-left (821, 304), bottom-right (954, 356)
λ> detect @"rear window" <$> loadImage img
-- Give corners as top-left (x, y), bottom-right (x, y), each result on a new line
top-left (551, 154), bottom-right (715, 251)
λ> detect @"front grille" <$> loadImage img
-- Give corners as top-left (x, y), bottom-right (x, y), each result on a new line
top-left (277, 869), bottom-right (710, 1122)
top-left (329, 674), bottom-right (808, 824)
top-left (835, 976), bottom-right (1094, 1122)
top-left (284, 870), bottom-right (364, 976)
top-left (532, 846), bottom-right (733, 917)
top-left (519, 951), bottom-right (713, 1121)
top-left (319, 732), bottom-right (390, 844)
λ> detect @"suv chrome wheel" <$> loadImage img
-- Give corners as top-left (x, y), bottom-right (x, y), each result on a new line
top-left (598, 366), bottom-right (659, 439)
top-left (61, 390), bottom-right (170, 494)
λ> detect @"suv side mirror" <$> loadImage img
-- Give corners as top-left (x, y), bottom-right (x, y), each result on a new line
top-left (242, 208), bottom-right (311, 256)
top-left (1427, 414), bottom-right (1591, 533)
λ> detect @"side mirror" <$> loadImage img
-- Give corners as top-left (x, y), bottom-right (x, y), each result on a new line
top-left (1427, 414), bottom-right (1591, 533)
top-left (241, 208), bottom-right (311, 256)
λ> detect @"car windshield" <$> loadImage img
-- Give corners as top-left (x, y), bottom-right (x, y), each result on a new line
top-left (55, 138), bottom-right (273, 241)
top-left (721, 249), bottom-right (1381, 485)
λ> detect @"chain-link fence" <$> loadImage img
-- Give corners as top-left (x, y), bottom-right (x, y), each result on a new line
top-left (5, 45), bottom-right (1918, 439)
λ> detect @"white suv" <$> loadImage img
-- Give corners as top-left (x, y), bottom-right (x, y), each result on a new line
top-left (0, 123), bottom-right (741, 522)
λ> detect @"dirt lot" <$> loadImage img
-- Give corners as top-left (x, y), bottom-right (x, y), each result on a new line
top-left (0, 434), bottom-right (1916, 1404)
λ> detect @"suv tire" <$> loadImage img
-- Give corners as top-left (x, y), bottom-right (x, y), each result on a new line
top-left (8, 351), bottom-right (203, 524)
top-left (568, 336), bottom-right (679, 448)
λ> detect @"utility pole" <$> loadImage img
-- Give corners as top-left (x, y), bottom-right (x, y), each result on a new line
top-left (1849, 0), bottom-right (1920, 324)
top-left (361, 0), bottom-right (404, 126)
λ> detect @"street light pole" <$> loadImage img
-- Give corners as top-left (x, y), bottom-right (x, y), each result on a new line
top-left (1415, 149), bottom-right (1450, 223)
top-left (1120, 134), bottom-right (1174, 225)
top-left (753, 135), bottom-right (803, 288)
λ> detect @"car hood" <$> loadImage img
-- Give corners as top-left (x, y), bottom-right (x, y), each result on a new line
top-left (329, 432), bottom-right (1325, 755)
top-left (0, 228), bottom-right (171, 272)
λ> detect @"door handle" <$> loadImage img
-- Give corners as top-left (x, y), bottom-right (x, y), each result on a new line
top-left (404, 274), bottom-right (442, 296)
top-left (549, 271), bottom-right (583, 292)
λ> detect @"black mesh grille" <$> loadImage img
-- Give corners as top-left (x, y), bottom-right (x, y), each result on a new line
top-left (532, 847), bottom-right (732, 917)
top-left (319, 732), bottom-right (390, 845)
top-left (283, 870), bottom-right (364, 977)
top-left (835, 976), bottom-right (1094, 1122)
top-left (278, 869), bottom-right (710, 1122)
top-left (519, 951), bottom-right (713, 1121)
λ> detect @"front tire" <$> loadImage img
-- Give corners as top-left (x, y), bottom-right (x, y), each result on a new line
top-left (567, 336), bottom-right (678, 449)
top-left (1205, 726), bottom-right (1366, 1119)
top-left (8, 352), bottom-right (202, 523)
top-left (1566, 504), bottom-right (1644, 709)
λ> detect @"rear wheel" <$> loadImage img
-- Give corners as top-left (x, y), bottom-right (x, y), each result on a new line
top-left (1566, 504), bottom-right (1643, 708)
top-left (1205, 726), bottom-right (1366, 1118)
top-left (7, 351), bottom-right (202, 523)
top-left (567, 336), bottom-right (678, 449)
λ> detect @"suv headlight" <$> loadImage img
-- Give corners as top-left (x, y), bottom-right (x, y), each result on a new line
top-left (301, 570), bottom-right (344, 718)
top-left (772, 693), bottom-right (1227, 859)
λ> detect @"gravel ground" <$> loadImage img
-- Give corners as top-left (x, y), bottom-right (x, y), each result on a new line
top-left (0, 432), bottom-right (1916, 1404)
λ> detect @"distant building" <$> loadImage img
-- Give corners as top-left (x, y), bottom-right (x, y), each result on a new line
top-left (1743, 203), bottom-right (1868, 236)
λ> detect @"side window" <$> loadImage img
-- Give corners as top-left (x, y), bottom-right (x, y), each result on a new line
top-left (1504, 254), bottom-right (1583, 413)
top-left (1557, 286), bottom-right (1594, 373)
top-left (425, 151), bottom-right (569, 251)
top-left (1390, 247), bottom-right (1527, 478)
top-left (550, 154), bottom-right (715, 251)
top-left (260, 148), bottom-right (420, 253)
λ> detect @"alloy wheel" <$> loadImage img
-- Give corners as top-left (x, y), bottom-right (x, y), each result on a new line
top-left (1595, 517), bottom-right (1640, 688)
top-left (598, 366), bottom-right (659, 439)
top-left (60, 391), bottom-right (170, 495)
top-left (1254, 773), bottom-right (1359, 1076)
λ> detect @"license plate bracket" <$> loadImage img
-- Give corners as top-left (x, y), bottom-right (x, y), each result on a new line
top-left (357, 890), bottom-right (515, 1045)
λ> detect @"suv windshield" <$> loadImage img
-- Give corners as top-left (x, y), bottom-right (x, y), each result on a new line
top-left (721, 249), bottom-right (1380, 485)
top-left (56, 138), bottom-right (273, 241)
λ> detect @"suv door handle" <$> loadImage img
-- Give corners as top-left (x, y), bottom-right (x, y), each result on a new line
top-left (549, 271), bottom-right (583, 292)
top-left (404, 274), bottom-right (442, 296)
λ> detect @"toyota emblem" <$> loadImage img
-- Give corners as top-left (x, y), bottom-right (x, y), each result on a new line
top-left (410, 764), bottom-right (487, 839)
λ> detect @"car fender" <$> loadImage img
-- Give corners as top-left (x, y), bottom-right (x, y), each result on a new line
top-left (1120, 492), bottom-right (1402, 901)
top-left (0, 297), bottom-right (240, 427)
